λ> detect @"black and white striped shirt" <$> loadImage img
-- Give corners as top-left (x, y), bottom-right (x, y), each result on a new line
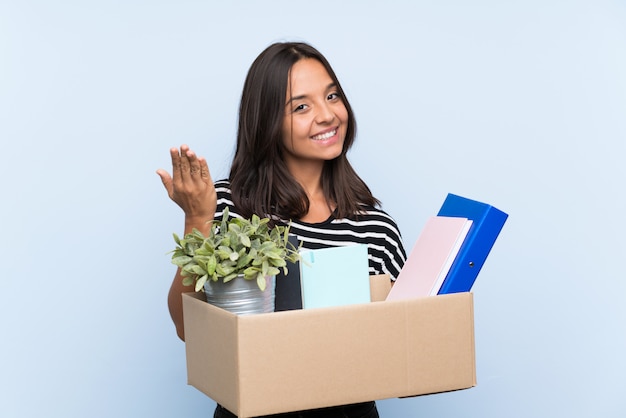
top-left (214, 180), bottom-right (407, 280)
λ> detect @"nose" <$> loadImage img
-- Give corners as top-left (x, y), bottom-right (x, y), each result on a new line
top-left (315, 102), bottom-right (335, 125)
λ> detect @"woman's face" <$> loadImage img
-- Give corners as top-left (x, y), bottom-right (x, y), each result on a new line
top-left (281, 58), bottom-right (348, 171)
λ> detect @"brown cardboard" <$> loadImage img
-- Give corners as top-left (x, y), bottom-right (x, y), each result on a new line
top-left (369, 274), bottom-right (392, 302)
top-left (183, 274), bottom-right (476, 417)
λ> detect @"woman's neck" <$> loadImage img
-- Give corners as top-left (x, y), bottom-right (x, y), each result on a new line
top-left (287, 160), bottom-right (335, 223)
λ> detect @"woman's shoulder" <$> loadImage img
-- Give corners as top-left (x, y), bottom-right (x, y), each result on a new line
top-left (352, 204), bottom-right (402, 229)
top-left (339, 204), bottom-right (404, 246)
top-left (214, 178), bottom-right (231, 191)
top-left (214, 179), bottom-right (233, 200)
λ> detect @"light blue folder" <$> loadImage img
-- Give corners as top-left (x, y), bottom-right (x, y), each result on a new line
top-left (437, 193), bottom-right (508, 294)
top-left (299, 244), bottom-right (371, 309)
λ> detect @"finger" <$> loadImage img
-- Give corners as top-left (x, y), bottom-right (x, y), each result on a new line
top-left (177, 144), bottom-right (192, 182)
top-left (169, 147), bottom-right (183, 183)
top-left (199, 157), bottom-right (212, 182)
top-left (156, 169), bottom-right (174, 198)
top-left (186, 149), bottom-right (202, 179)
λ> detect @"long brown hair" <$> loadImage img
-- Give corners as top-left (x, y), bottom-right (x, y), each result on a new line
top-left (229, 42), bottom-right (379, 220)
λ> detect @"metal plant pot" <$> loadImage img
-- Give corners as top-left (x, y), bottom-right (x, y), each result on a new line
top-left (203, 274), bottom-right (275, 315)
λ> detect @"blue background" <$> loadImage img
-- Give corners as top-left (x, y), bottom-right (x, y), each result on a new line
top-left (1, 1), bottom-right (625, 417)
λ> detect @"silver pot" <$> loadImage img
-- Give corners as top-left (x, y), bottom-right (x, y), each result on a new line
top-left (203, 274), bottom-right (275, 315)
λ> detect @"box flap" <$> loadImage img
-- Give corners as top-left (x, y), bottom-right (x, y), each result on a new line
top-left (183, 293), bottom-right (241, 413)
top-left (369, 274), bottom-right (392, 302)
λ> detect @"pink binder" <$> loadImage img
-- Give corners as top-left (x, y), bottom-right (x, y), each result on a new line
top-left (386, 216), bottom-right (472, 301)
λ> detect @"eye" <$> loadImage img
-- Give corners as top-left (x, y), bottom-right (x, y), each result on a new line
top-left (293, 103), bottom-right (308, 113)
top-left (327, 92), bottom-right (340, 101)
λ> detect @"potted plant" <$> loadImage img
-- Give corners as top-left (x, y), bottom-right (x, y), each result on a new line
top-left (170, 208), bottom-right (301, 314)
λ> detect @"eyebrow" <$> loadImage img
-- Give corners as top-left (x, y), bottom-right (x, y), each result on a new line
top-left (286, 82), bottom-right (337, 105)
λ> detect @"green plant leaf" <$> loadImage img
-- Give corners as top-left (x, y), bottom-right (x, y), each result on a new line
top-left (269, 258), bottom-right (287, 268)
top-left (181, 265), bottom-right (196, 275)
top-left (195, 274), bottom-right (208, 292)
top-left (171, 255), bottom-right (192, 267)
top-left (190, 265), bottom-right (206, 276)
top-left (223, 273), bottom-right (239, 282)
top-left (216, 263), bottom-right (235, 277)
top-left (236, 253), bottom-right (252, 269)
top-left (256, 274), bottom-right (266, 291)
top-left (215, 245), bottom-right (233, 260)
top-left (239, 233), bottom-right (251, 248)
top-left (259, 241), bottom-right (275, 252)
top-left (243, 266), bottom-right (259, 277)
top-left (229, 223), bottom-right (241, 235)
top-left (207, 255), bottom-right (217, 275)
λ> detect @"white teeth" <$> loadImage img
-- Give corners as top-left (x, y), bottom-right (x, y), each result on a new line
top-left (312, 129), bottom-right (336, 141)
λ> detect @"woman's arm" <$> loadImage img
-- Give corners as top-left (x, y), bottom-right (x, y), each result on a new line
top-left (157, 145), bottom-right (217, 341)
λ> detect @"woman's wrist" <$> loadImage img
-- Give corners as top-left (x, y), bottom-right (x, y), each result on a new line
top-left (184, 215), bottom-right (214, 235)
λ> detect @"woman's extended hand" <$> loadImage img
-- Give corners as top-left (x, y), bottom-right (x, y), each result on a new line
top-left (158, 145), bottom-right (217, 341)
top-left (156, 145), bottom-right (217, 231)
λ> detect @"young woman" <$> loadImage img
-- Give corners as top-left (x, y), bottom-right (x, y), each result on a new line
top-left (157, 42), bottom-right (406, 418)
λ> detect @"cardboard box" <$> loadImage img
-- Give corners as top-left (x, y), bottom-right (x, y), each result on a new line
top-left (183, 275), bottom-right (476, 417)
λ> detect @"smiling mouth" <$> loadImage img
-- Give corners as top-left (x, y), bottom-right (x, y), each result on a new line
top-left (311, 129), bottom-right (337, 141)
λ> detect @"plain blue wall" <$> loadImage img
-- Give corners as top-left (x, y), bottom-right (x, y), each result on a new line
top-left (1, 1), bottom-right (625, 417)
